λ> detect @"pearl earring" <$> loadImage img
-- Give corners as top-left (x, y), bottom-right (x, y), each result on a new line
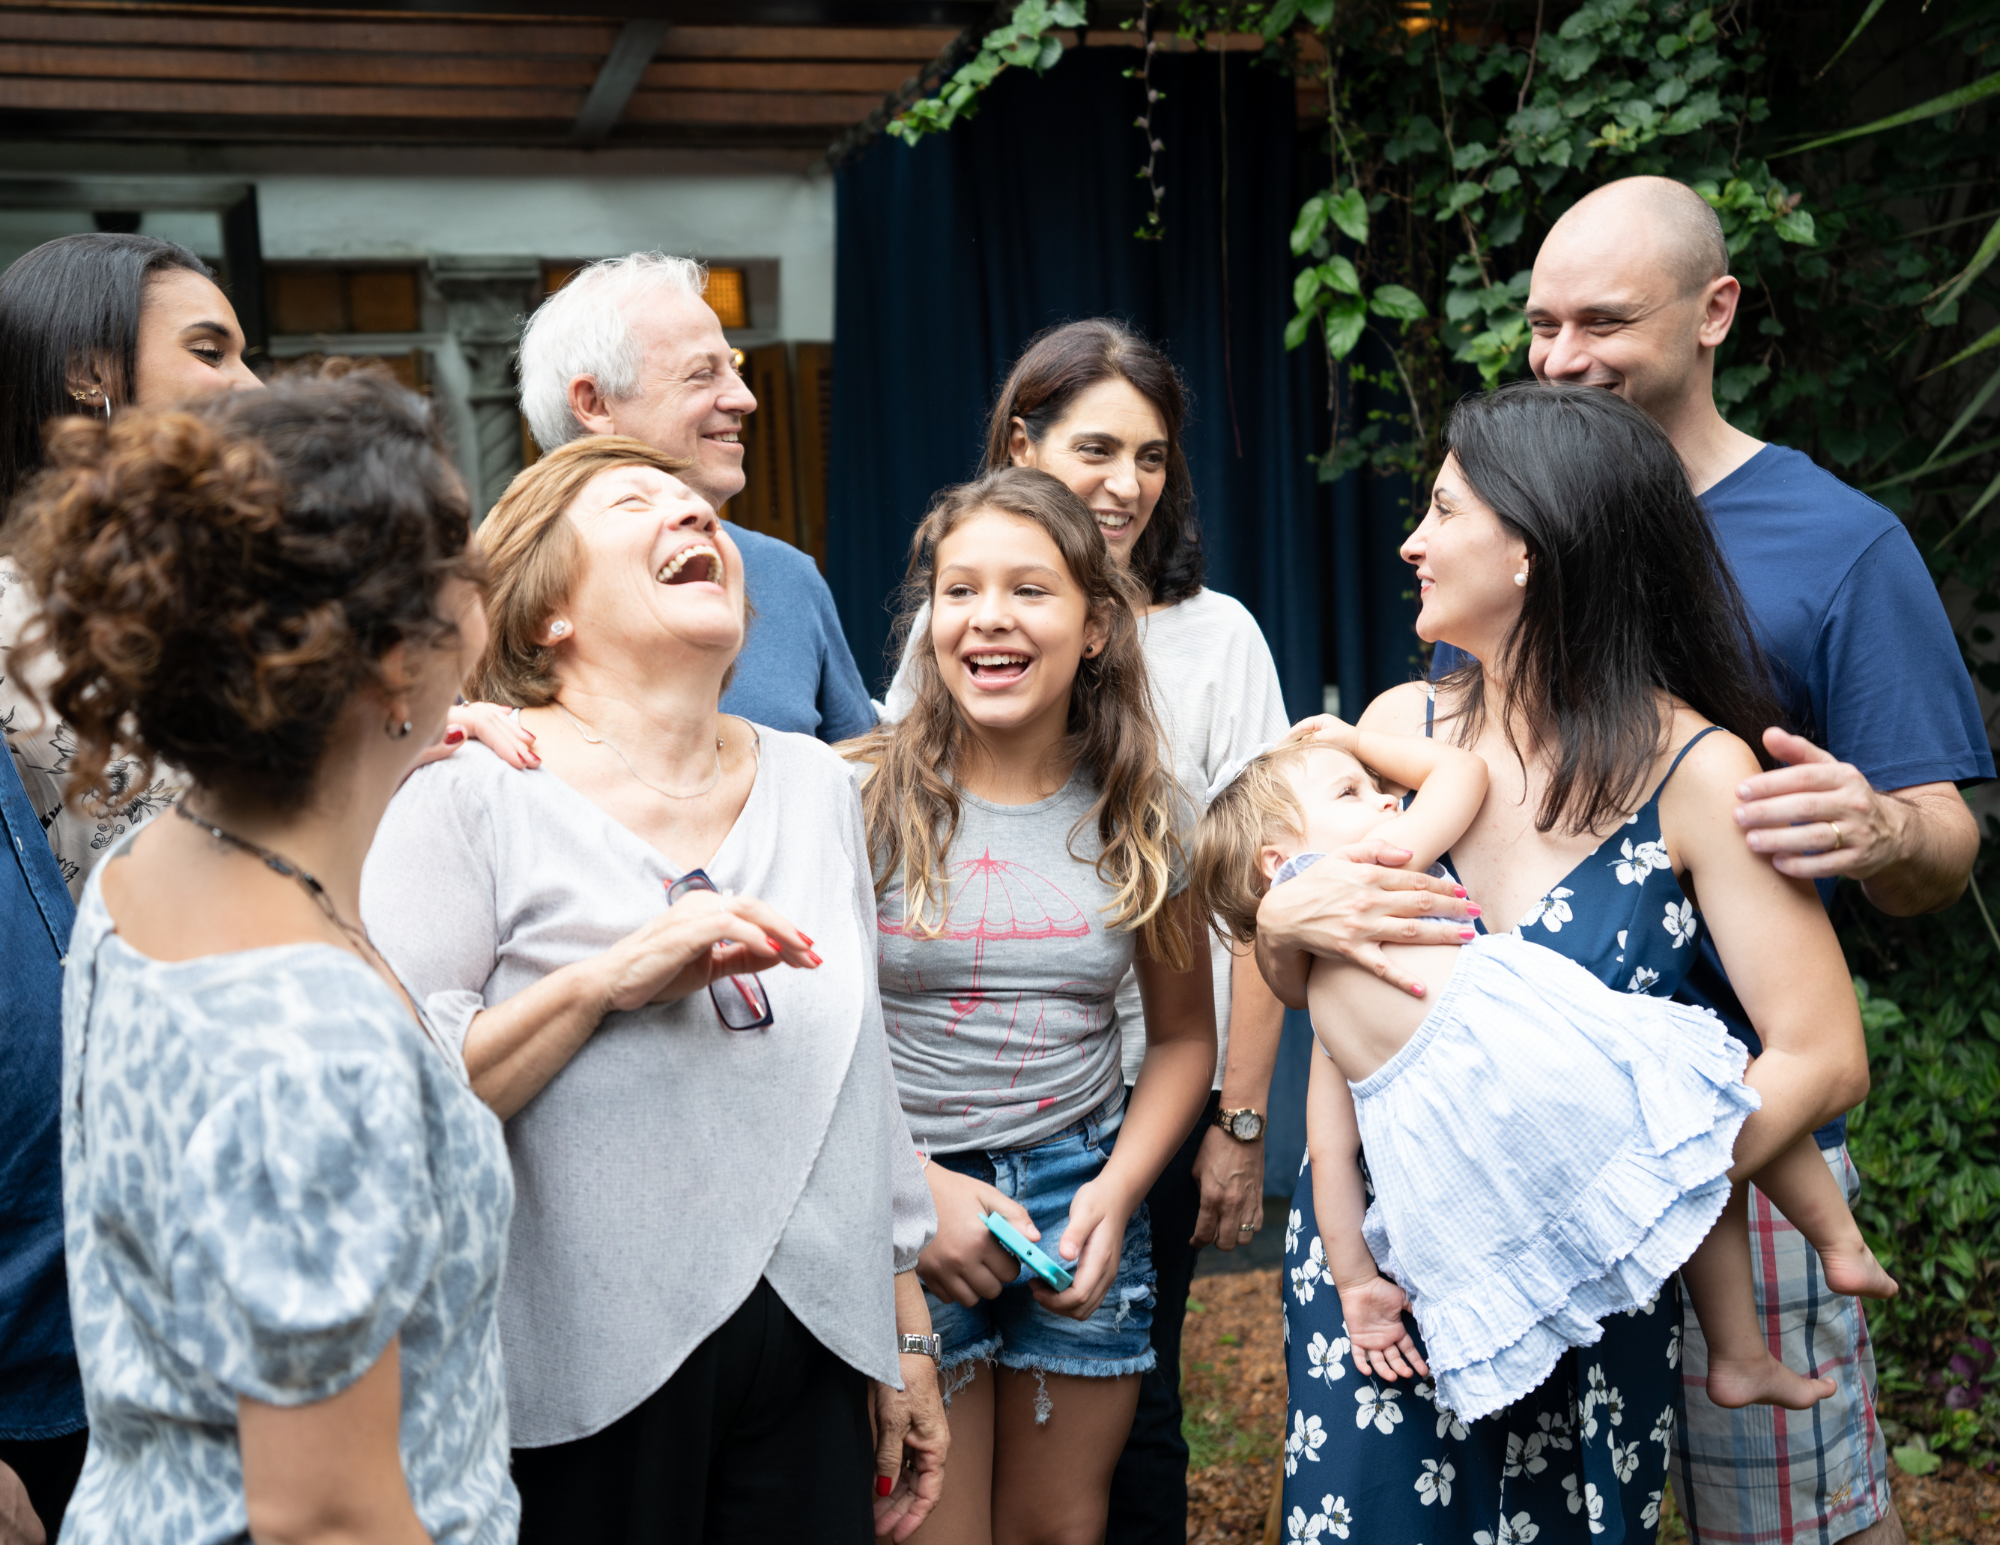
top-left (549, 621), bottom-right (569, 637)
top-left (1513, 571), bottom-right (1528, 587)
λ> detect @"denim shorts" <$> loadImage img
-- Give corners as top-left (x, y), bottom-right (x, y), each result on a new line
top-left (924, 1093), bottom-right (1157, 1383)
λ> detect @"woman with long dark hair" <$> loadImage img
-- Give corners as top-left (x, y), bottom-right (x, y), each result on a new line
top-left (882, 321), bottom-right (1296, 1535)
top-left (1267, 383), bottom-right (1875, 1542)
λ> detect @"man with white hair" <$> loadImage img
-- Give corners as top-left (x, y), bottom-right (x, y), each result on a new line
top-left (1435, 175), bottom-right (1990, 1545)
top-left (519, 253), bottom-right (875, 742)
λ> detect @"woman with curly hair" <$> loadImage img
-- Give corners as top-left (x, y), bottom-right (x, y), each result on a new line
top-left (849, 466), bottom-right (1216, 1542)
top-left (11, 370), bottom-right (518, 1545)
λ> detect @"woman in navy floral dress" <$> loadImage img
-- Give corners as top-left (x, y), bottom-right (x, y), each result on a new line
top-left (1272, 384), bottom-right (1869, 1544)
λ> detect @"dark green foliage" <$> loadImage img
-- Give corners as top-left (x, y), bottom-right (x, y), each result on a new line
top-left (1840, 861), bottom-right (2000, 1468)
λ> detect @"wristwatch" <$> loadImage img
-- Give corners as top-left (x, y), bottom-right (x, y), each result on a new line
top-left (898, 1333), bottom-right (944, 1365)
top-left (1214, 1106), bottom-right (1267, 1141)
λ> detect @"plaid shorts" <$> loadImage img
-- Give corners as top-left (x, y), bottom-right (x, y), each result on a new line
top-left (1670, 1144), bottom-right (1896, 1544)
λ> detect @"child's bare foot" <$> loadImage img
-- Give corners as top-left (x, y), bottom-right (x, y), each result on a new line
top-left (1707, 1354), bottom-right (1838, 1411)
top-left (1818, 1240), bottom-right (1899, 1301)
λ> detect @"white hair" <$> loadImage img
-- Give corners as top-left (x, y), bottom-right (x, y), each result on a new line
top-left (517, 252), bottom-right (708, 452)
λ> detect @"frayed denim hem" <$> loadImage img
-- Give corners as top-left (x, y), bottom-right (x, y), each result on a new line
top-left (991, 1346), bottom-right (1157, 1381)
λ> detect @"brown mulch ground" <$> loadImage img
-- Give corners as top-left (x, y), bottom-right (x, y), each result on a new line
top-left (1177, 1266), bottom-right (2000, 1545)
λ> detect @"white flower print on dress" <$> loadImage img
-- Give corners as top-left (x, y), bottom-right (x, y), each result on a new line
top-left (1504, 1430), bottom-right (1550, 1478)
top-left (1563, 1476), bottom-right (1606, 1534)
top-left (1474, 1512), bottom-right (1542, 1545)
top-left (1521, 886), bottom-right (1575, 933)
top-left (1537, 1410), bottom-right (1575, 1451)
top-left (1318, 1495), bottom-right (1354, 1539)
top-left (1286, 1506), bottom-right (1316, 1543)
top-left (1666, 1322), bottom-right (1682, 1368)
top-left (1663, 897), bottom-right (1698, 948)
top-left (1602, 1386), bottom-right (1626, 1430)
top-left (1353, 1383), bottom-right (1404, 1433)
top-left (1613, 838), bottom-right (1670, 886)
top-left (1626, 966), bottom-right (1661, 993)
top-left (1286, 1208), bottom-right (1303, 1255)
top-left (1306, 1331), bottom-right (1351, 1384)
top-left (1291, 1235), bottom-right (1334, 1304)
top-left (1650, 1405), bottom-right (1676, 1452)
top-left (1641, 1491), bottom-right (1663, 1529)
top-left (1415, 1458), bottom-right (1455, 1506)
top-left (1415, 1382), bottom-right (1470, 1441)
top-left (1610, 1439), bottom-right (1641, 1483)
top-left (1286, 1410), bottom-right (1328, 1475)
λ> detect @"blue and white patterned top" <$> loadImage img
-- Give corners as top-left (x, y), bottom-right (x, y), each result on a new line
top-left (58, 858), bottom-right (518, 1545)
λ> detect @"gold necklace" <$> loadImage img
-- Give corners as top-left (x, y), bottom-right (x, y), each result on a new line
top-left (554, 702), bottom-right (725, 800)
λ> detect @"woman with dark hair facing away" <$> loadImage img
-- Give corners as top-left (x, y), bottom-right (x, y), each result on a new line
top-left (10, 368), bottom-right (517, 1544)
top-left (883, 321), bottom-right (1294, 1539)
top-left (849, 466), bottom-right (1216, 1542)
top-left (1261, 383), bottom-right (1877, 1543)
top-left (0, 234), bottom-right (519, 1544)
top-left (360, 434), bottom-right (945, 1544)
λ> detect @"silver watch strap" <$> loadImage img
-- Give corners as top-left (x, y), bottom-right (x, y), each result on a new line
top-left (898, 1332), bottom-right (942, 1364)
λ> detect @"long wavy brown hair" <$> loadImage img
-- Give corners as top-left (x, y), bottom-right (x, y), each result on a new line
top-left (843, 467), bottom-right (1191, 971)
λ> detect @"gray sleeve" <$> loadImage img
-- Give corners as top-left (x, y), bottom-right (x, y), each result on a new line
top-left (879, 602), bottom-right (928, 723)
top-left (1206, 601), bottom-right (1293, 782)
top-left (842, 766), bottom-right (935, 1269)
top-left (360, 763), bottom-right (502, 1062)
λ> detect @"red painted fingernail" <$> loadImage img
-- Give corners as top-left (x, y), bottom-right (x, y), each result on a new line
top-left (1452, 886), bottom-right (1467, 898)
top-left (766, 937), bottom-right (784, 953)
top-left (1460, 928), bottom-right (1477, 940)
top-left (800, 931), bottom-right (815, 946)
top-left (877, 1476), bottom-right (894, 1497)
top-left (807, 950), bottom-right (823, 967)
top-left (1464, 903), bottom-right (1481, 917)
top-left (444, 726), bottom-right (465, 745)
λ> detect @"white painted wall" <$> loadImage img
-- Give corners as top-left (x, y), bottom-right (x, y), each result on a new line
top-left (256, 175), bottom-right (836, 339)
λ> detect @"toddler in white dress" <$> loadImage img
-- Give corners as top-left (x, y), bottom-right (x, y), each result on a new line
top-left (1191, 721), bottom-right (1897, 1422)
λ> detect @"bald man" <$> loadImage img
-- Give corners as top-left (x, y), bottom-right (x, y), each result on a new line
top-left (1434, 176), bottom-right (1990, 1545)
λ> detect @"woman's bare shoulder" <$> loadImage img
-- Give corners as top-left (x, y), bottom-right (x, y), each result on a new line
top-left (1357, 679), bottom-right (1436, 736)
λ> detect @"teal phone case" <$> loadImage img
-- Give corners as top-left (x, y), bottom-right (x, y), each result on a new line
top-left (983, 1212), bottom-right (1074, 1291)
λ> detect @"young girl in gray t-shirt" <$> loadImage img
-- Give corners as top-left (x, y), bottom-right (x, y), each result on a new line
top-left (844, 466), bottom-right (1215, 1542)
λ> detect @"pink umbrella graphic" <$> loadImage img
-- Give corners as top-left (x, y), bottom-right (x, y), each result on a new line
top-left (882, 849), bottom-right (1098, 1129)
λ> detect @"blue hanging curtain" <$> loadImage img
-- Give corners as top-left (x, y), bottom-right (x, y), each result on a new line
top-left (828, 43), bottom-right (1322, 718)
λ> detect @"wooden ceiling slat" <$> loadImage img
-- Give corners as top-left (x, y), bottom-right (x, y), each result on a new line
top-left (0, 75), bottom-right (585, 118)
top-left (0, 43), bottom-right (600, 87)
top-left (0, 8), bottom-right (619, 57)
top-left (638, 59), bottom-right (913, 93)
top-left (655, 25), bottom-right (961, 61)
top-left (623, 89), bottom-right (883, 125)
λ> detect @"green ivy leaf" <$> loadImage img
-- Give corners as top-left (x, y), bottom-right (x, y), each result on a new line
top-left (1301, 0), bottom-right (1336, 29)
top-left (1320, 255), bottom-right (1363, 296)
top-left (1445, 289), bottom-right (1483, 323)
top-left (1329, 188), bottom-right (1370, 243)
top-left (1773, 210), bottom-right (1817, 245)
top-left (1453, 142), bottom-right (1493, 171)
top-left (1284, 310), bottom-right (1314, 351)
top-left (1892, 1444), bottom-right (1943, 1477)
top-left (1371, 285), bottom-right (1428, 322)
top-left (1289, 193), bottom-right (1330, 256)
top-left (1324, 296), bottom-right (1368, 359)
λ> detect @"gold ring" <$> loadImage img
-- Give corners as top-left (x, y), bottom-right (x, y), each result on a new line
top-left (1828, 821), bottom-right (1844, 851)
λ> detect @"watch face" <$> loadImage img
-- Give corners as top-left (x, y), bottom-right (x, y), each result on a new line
top-left (1229, 1111), bottom-right (1264, 1140)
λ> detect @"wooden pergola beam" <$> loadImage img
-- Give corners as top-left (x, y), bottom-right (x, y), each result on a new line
top-left (572, 16), bottom-right (669, 141)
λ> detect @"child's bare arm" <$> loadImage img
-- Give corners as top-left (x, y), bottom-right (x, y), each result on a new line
top-left (1306, 1042), bottom-right (1430, 1381)
top-left (1312, 719), bottom-right (1487, 873)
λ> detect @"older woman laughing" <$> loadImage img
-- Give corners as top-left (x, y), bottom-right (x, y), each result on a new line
top-left (361, 435), bottom-right (945, 1544)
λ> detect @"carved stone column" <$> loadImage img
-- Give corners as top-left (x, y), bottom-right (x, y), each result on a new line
top-left (431, 256), bottom-right (542, 516)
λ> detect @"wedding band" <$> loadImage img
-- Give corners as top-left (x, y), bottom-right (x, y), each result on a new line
top-left (1238, 1223), bottom-right (1256, 1233)
top-left (1828, 821), bottom-right (1844, 851)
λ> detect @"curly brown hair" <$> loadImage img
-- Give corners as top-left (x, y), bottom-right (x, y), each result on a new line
top-left (6, 365), bottom-right (480, 814)
top-left (841, 466), bottom-right (1192, 972)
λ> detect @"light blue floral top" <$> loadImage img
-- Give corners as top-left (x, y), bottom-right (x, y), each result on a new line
top-left (58, 858), bottom-right (517, 1545)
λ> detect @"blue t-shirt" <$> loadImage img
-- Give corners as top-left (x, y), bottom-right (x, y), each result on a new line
top-left (720, 524), bottom-right (876, 743)
top-left (1434, 444), bottom-right (1992, 1148)
top-left (0, 745), bottom-right (84, 1439)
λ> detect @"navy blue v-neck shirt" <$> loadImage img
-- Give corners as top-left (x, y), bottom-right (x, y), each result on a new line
top-left (1433, 443), bottom-right (1993, 1148)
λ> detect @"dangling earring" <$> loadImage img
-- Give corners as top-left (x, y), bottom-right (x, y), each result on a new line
top-left (1513, 570), bottom-right (1529, 587)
